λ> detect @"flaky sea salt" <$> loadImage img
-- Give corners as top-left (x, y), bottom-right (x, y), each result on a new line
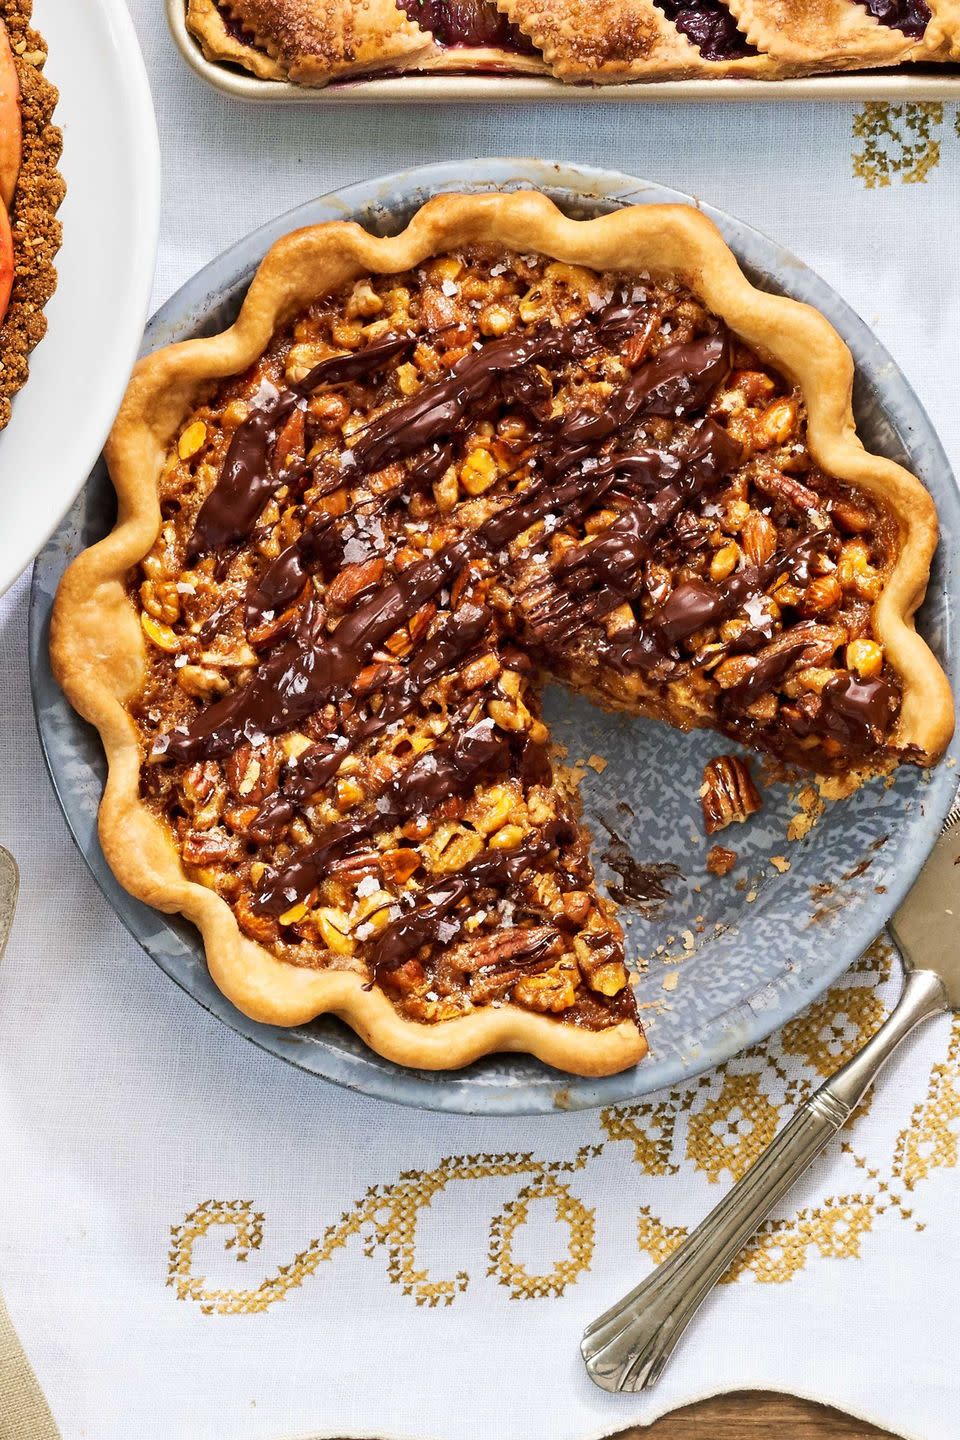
top-left (342, 537), bottom-right (370, 564)
top-left (356, 875), bottom-right (380, 898)
top-left (743, 594), bottom-right (775, 636)
top-left (441, 278), bottom-right (459, 297)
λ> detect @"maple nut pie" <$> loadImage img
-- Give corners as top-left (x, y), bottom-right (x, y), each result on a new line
top-left (185, 0), bottom-right (960, 87)
top-left (51, 193), bottom-right (953, 1077)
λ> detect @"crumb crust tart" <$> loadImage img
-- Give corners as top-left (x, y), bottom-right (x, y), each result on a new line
top-left (51, 194), bottom-right (953, 1076)
top-left (0, 0), bottom-right (63, 431)
top-left (184, 0), bottom-right (960, 87)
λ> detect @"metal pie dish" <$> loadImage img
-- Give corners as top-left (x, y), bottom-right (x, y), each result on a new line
top-left (165, 0), bottom-right (960, 102)
top-left (29, 160), bottom-right (960, 1114)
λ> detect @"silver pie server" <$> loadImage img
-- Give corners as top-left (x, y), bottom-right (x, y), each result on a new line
top-left (582, 803), bottom-right (960, 1394)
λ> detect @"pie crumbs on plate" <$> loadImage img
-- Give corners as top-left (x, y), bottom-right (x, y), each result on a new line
top-left (50, 193), bottom-right (954, 1076)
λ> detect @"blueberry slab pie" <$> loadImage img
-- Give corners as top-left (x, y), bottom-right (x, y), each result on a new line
top-left (51, 194), bottom-right (953, 1075)
top-left (184, 0), bottom-right (960, 85)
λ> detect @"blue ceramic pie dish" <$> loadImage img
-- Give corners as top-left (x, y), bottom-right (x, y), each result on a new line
top-left (28, 159), bottom-right (960, 1114)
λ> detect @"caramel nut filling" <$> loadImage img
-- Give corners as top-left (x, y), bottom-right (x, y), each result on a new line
top-left (129, 246), bottom-right (905, 1031)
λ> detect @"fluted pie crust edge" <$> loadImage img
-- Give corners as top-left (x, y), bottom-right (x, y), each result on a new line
top-left (50, 193), bottom-right (953, 1075)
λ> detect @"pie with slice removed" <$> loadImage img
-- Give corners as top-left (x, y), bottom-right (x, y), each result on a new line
top-left (50, 193), bottom-right (953, 1075)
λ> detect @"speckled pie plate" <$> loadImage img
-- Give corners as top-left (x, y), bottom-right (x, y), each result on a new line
top-left (29, 160), bottom-right (960, 1114)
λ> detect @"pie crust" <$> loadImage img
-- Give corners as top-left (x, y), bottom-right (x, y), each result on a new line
top-left (50, 193), bottom-right (953, 1075)
top-left (199, 0), bottom-right (432, 83)
top-left (187, 0), bottom-right (550, 79)
top-left (187, 0), bottom-right (285, 77)
top-left (494, 0), bottom-right (775, 79)
top-left (725, 0), bottom-right (938, 70)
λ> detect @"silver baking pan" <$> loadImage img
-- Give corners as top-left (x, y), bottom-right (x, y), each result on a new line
top-left (167, 0), bottom-right (960, 101)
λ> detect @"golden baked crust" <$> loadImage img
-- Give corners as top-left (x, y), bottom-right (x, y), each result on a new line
top-left (924, 0), bottom-right (960, 53)
top-left (51, 193), bottom-right (953, 1074)
top-left (726, 0), bottom-right (936, 69)
top-left (180, 0), bottom-right (960, 83)
top-left (494, 0), bottom-right (777, 79)
top-left (188, 0), bottom-right (548, 77)
top-left (216, 0), bottom-right (431, 82)
top-left (186, 0), bottom-right (285, 78)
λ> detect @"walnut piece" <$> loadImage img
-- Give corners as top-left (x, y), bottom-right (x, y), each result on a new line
top-left (706, 844), bottom-right (738, 876)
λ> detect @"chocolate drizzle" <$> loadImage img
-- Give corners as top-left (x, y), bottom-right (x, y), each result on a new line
top-left (187, 333), bottom-right (415, 563)
top-left (367, 818), bottom-right (576, 975)
top-left (165, 326), bottom-right (739, 768)
top-left (819, 675), bottom-right (898, 746)
top-left (188, 389), bottom-right (300, 561)
top-left (161, 539), bottom-right (474, 763)
top-left (144, 258), bottom-right (905, 1016)
top-left (606, 531), bottom-right (825, 677)
top-left (245, 514), bottom-right (342, 630)
top-left (600, 824), bottom-right (681, 913)
top-left (255, 717), bottom-right (513, 915)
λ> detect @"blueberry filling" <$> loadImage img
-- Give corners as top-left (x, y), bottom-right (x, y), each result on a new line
top-left (655, 0), bottom-right (756, 60)
top-left (856, 0), bottom-right (930, 36)
top-left (400, 0), bottom-right (536, 53)
top-left (215, 1), bottom-right (259, 46)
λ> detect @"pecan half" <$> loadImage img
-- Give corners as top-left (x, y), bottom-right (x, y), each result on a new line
top-left (700, 756), bottom-right (763, 835)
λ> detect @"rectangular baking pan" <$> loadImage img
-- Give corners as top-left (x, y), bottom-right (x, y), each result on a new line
top-left (167, 0), bottom-right (960, 102)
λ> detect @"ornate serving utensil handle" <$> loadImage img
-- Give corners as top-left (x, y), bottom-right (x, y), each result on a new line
top-left (581, 965), bottom-right (947, 1393)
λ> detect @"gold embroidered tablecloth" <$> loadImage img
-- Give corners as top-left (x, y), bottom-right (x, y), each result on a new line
top-left (1, 6), bottom-right (959, 1438)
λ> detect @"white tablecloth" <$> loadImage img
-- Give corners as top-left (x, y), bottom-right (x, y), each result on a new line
top-left (2, 5), bottom-right (960, 1437)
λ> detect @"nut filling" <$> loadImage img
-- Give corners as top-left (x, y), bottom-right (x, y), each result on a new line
top-left (131, 246), bottom-right (906, 1033)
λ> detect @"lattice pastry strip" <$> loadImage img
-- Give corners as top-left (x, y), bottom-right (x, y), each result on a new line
top-left (726, 0), bottom-right (935, 69)
top-left (187, 0), bottom-right (285, 78)
top-left (216, 0), bottom-right (433, 83)
top-left (923, 0), bottom-right (960, 55)
top-left (495, 0), bottom-right (781, 79)
top-left (189, 0), bottom-right (550, 79)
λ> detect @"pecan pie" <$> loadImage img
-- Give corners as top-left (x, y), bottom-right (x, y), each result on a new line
top-left (0, 0), bottom-right (63, 431)
top-left (51, 194), bottom-right (953, 1075)
top-left (183, 0), bottom-right (960, 85)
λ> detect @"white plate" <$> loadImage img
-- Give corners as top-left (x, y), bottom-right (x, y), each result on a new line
top-left (0, 0), bottom-right (159, 595)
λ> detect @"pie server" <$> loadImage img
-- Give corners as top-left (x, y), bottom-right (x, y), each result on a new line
top-left (581, 803), bottom-right (960, 1393)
